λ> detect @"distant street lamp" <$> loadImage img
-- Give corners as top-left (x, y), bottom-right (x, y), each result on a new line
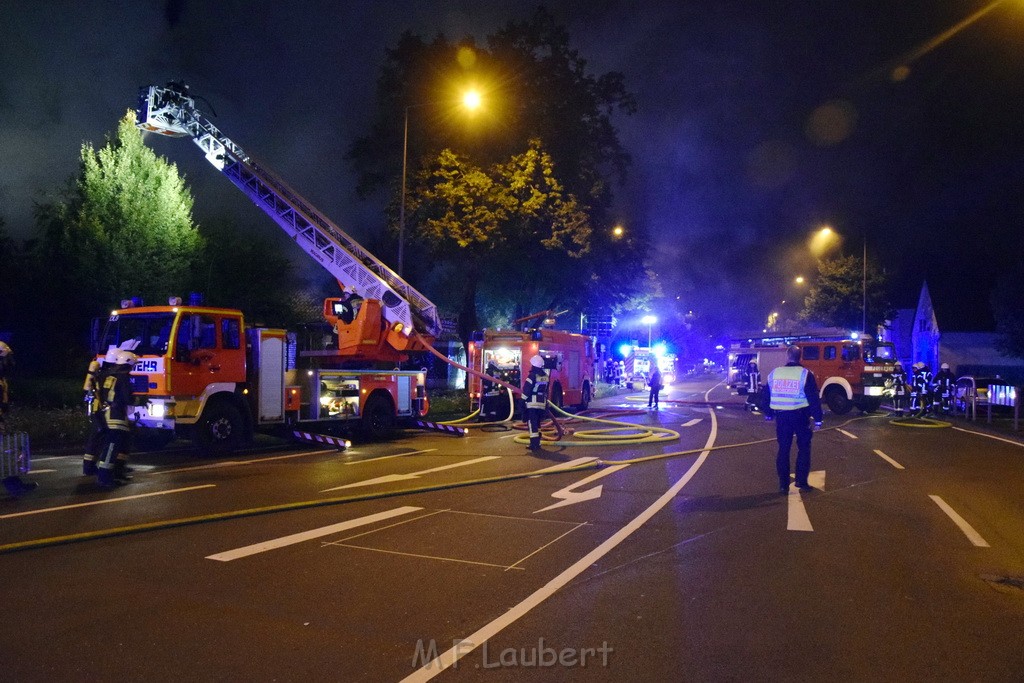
top-left (612, 224), bottom-right (625, 239)
top-left (398, 90), bottom-right (482, 276)
top-left (641, 314), bottom-right (657, 348)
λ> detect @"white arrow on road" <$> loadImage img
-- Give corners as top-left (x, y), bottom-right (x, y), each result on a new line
top-left (787, 469), bottom-right (826, 532)
top-left (534, 464), bottom-right (629, 513)
top-left (321, 456), bottom-right (500, 492)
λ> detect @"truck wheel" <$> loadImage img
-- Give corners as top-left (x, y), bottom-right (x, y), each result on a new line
top-left (550, 384), bottom-right (564, 410)
top-left (824, 387), bottom-right (852, 415)
top-left (195, 402), bottom-right (245, 453)
top-left (579, 383), bottom-right (591, 410)
top-left (361, 394), bottom-right (396, 440)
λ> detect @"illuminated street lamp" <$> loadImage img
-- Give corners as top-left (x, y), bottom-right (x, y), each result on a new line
top-left (612, 224), bottom-right (625, 239)
top-left (398, 90), bottom-right (482, 276)
top-left (641, 314), bottom-right (657, 347)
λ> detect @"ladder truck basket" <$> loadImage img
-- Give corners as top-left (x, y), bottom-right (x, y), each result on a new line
top-left (0, 432), bottom-right (31, 478)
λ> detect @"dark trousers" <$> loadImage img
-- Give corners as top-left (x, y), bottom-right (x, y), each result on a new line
top-left (526, 407), bottom-right (544, 449)
top-left (648, 387), bottom-right (660, 407)
top-left (775, 409), bottom-right (812, 487)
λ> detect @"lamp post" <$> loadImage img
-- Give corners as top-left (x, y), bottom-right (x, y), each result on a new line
top-left (642, 314), bottom-right (657, 348)
top-left (397, 90), bottom-right (482, 277)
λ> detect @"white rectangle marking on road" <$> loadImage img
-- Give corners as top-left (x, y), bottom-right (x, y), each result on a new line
top-left (345, 448), bottom-right (437, 465)
top-left (837, 429), bottom-right (858, 440)
top-left (0, 485), bottom-right (216, 520)
top-left (786, 486), bottom-right (813, 531)
top-left (873, 449), bottom-right (905, 470)
top-left (206, 506), bottom-right (423, 561)
top-left (929, 495), bottom-right (990, 548)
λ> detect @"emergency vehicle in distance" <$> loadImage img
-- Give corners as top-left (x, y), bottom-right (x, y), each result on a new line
top-left (100, 82), bottom-right (443, 450)
top-left (467, 311), bottom-right (595, 412)
top-left (729, 331), bottom-right (897, 414)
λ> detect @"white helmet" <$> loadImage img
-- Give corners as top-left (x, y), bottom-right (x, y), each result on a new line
top-left (530, 355), bottom-right (545, 368)
top-left (114, 350), bottom-right (138, 367)
top-left (0, 341), bottom-right (10, 357)
top-left (941, 363), bottom-right (949, 370)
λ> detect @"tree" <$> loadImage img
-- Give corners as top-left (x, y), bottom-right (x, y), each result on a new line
top-left (992, 263), bottom-right (1024, 358)
top-left (408, 140), bottom-right (591, 342)
top-left (800, 254), bottom-right (894, 331)
top-left (347, 9), bottom-right (643, 326)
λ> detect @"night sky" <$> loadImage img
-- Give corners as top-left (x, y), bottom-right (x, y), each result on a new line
top-left (2, 1), bottom-right (1022, 333)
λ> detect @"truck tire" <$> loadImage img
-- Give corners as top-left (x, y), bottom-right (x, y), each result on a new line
top-left (824, 387), bottom-right (852, 415)
top-left (550, 383), bottom-right (564, 409)
top-left (195, 401), bottom-right (246, 453)
top-left (578, 382), bottom-right (591, 410)
top-left (361, 393), bottom-right (396, 440)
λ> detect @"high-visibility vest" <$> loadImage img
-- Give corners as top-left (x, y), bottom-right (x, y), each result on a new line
top-left (768, 365), bottom-right (810, 410)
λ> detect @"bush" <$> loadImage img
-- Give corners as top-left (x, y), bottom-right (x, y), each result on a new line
top-left (426, 389), bottom-right (471, 421)
top-left (5, 406), bottom-right (89, 450)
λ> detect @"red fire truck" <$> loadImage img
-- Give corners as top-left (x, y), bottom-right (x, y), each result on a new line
top-left (96, 83), bottom-right (442, 450)
top-left (467, 312), bottom-right (595, 412)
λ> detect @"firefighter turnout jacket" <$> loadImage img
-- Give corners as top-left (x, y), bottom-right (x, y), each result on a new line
top-left (522, 366), bottom-right (550, 410)
top-left (95, 366), bottom-right (133, 431)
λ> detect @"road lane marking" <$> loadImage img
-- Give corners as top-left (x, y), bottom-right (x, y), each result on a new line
top-left (155, 449), bottom-right (338, 474)
top-left (787, 471), bottom-right (825, 532)
top-left (206, 506), bottom-right (423, 561)
top-left (403, 406), bottom-right (719, 682)
top-left (534, 464), bottom-right (629, 513)
top-left (951, 427), bottom-right (1024, 448)
top-left (344, 448), bottom-right (437, 465)
top-left (530, 458), bottom-right (599, 475)
top-left (682, 418), bottom-right (702, 427)
top-left (837, 429), bottom-right (858, 439)
top-left (0, 485), bottom-right (216, 520)
top-left (505, 523), bottom-right (588, 571)
top-left (873, 449), bottom-right (905, 469)
top-left (321, 456), bottom-right (500, 492)
top-left (929, 495), bottom-right (990, 547)
top-left (26, 469), bottom-right (55, 474)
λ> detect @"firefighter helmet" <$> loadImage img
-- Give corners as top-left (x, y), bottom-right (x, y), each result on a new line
top-left (940, 363), bottom-right (949, 370)
top-left (0, 341), bottom-right (10, 357)
top-left (114, 350), bottom-right (138, 367)
top-left (530, 355), bottom-right (544, 368)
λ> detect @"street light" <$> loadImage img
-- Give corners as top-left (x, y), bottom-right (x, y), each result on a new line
top-left (398, 90), bottom-right (482, 276)
top-left (641, 314), bottom-right (657, 348)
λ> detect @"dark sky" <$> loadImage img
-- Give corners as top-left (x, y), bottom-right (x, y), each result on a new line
top-left (2, 1), bottom-right (1022, 333)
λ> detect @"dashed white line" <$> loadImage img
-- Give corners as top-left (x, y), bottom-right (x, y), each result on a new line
top-left (682, 418), bottom-right (702, 427)
top-left (929, 495), bottom-right (990, 547)
top-left (837, 428), bottom-right (858, 439)
top-left (155, 449), bottom-right (338, 474)
top-left (0, 485), bottom-right (216, 520)
top-left (206, 506), bottom-right (423, 561)
top-left (873, 449), bottom-right (905, 470)
top-left (344, 448), bottom-right (437, 465)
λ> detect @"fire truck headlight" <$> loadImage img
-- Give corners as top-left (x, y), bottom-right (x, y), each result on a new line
top-left (149, 401), bottom-right (165, 419)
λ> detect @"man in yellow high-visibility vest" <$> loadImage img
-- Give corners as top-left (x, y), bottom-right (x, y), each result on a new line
top-left (764, 345), bottom-right (823, 494)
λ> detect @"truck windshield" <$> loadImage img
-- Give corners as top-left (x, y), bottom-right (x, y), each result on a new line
top-left (866, 343), bottom-right (896, 363)
top-left (102, 313), bottom-right (176, 356)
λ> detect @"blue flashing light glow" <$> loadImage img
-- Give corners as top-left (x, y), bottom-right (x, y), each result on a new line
top-left (850, 331), bottom-right (860, 340)
top-left (619, 343), bottom-right (633, 358)
top-left (652, 342), bottom-right (668, 358)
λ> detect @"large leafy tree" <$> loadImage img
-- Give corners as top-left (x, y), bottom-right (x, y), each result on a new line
top-left (26, 111), bottom-right (204, 369)
top-left (408, 140), bottom-right (590, 342)
top-left (347, 8), bottom-right (643, 329)
top-left (800, 254), bottom-right (894, 332)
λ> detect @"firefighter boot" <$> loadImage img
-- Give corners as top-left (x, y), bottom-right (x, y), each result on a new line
top-left (97, 462), bottom-right (117, 488)
top-left (83, 455), bottom-right (98, 476)
top-left (113, 459), bottom-right (133, 483)
top-left (3, 476), bottom-right (38, 495)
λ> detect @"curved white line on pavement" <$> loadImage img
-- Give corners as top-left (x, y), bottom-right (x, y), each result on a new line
top-left (403, 406), bottom-right (719, 681)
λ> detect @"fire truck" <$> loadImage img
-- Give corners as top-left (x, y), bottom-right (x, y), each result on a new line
top-left (729, 332), bottom-right (897, 415)
top-left (467, 311), bottom-right (594, 412)
top-left (98, 82), bottom-right (444, 450)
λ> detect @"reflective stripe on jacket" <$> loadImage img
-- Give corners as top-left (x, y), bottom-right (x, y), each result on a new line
top-left (524, 368), bottom-right (549, 409)
top-left (768, 365), bottom-right (810, 410)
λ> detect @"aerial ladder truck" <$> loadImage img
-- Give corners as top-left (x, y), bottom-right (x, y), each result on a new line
top-left (94, 82), bottom-right (445, 450)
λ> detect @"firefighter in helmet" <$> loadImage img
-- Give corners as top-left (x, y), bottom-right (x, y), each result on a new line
top-left (522, 355), bottom-right (550, 451)
top-left (1, 341), bottom-right (38, 495)
top-left (82, 355), bottom-right (109, 476)
top-left (480, 361), bottom-right (502, 422)
top-left (95, 349), bottom-right (138, 487)
top-left (889, 361), bottom-right (909, 417)
top-left (910, 362), bottom-right (933, 415)
top-left (744, 360), bottom-right (761, 412)
top-left (933, 362), bottom-right (956, 415)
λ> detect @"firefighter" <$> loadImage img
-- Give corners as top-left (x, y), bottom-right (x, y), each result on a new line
top-left (910, 362), bottom-right (933, 415)
top-left (82, 357), bottom-right (108, 475)
top-left (933, 362), bottom-right (956, 415)
top-left (95, 349), bottom-right (137, 487)
top-left (480, 361), bottom-right (502, 422)
top-left (1, 341), bottom-right (38, 495)
top-left (744, 360), bottom-right (761, 412)
top-left (522, 355), bottom-right (549, 451)
top-left (889, 361), bottom-right (909, 417)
